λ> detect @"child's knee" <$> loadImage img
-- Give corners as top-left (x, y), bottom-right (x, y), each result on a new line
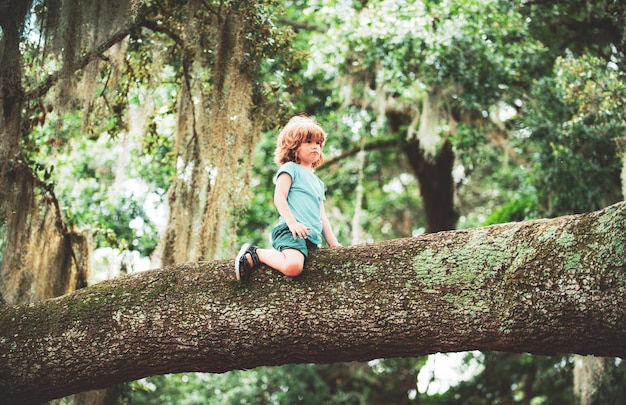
top-left (279, 249), bottom-right (305, 277)
top-left (282, 262), bottom-right (303, 277)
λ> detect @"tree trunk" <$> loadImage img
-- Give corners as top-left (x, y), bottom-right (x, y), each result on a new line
top-left (385, 109), bottom-right (459, 233)
top-left (156, 5), bottom-right (257, 266)
top-left (2, 202), bottom-right (626, 404)
top-left (0, 0), bottom-right (29, 169)
top-left (404, 138), bottom-right (459, 232)
top-left (574, 355), bottom-right (617, 404)
top-left (0, 0), bottom-right (30, 250)
top-left (0, 0), bottom-right (90, 306)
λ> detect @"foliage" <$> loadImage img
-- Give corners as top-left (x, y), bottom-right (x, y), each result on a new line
top-left (520, 0), bottom-right (626, 61)
top-left (425, 353), bottom-right (575, 405)
top-left (124, 359), bottom-right (427, 405)
top-left (482, 197), bottom-right (535, 227)
top-left (22, 83), bottom-right (174, 258)
top-left (518, 54), bottom-right (626, 218)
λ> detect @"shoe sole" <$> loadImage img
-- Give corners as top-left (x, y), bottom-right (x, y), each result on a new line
top-left (235, 243), bottom-right (251, 281)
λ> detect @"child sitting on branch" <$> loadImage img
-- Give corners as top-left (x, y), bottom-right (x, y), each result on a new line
top-left (235, 115), bottom-right (342, 281)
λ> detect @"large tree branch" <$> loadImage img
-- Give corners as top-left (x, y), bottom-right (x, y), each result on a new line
top-left (2, 202), bottom-right (626, 404)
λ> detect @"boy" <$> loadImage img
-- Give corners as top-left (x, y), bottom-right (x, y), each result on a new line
top-left (235, 115), bottom-right (341, 281)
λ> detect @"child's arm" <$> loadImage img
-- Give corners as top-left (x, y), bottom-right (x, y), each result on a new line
top-left (274, 173), bottom-right (311, 239)
top-left (320, 201), bottom-right (341, 248)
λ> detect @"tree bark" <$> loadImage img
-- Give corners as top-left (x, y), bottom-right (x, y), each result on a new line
top-left (0, 0), bottom-right (30, 226)
top-left (2, 202), bottom-right (626, 404)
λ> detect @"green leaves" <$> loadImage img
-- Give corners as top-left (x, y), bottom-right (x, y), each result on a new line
top-left (518, 54), bottom-right (626, 218)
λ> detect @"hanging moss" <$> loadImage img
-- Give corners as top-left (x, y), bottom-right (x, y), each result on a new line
top-left (158, 3), bottom-right (265, 264)
top-left (1, 0), bottom-right (136, 308)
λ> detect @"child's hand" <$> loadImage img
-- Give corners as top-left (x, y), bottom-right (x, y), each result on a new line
top-left (287, 221), bottom-right (310, 239)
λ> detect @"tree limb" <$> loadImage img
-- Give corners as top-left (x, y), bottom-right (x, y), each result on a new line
top-left (322, 134), bottom-right (403, 168)
top-left (2, 202), bottom-right (626, 404)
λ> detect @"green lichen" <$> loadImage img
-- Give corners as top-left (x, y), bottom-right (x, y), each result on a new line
top-left (597, 204), bottom-right (621, 228)
top-left (413, 234), bottom-right (515, 288)
top-left (556, 231), bottom-right (575, 248)
top-left (413, 248), bottom-right (443, 285)
top-left (441, 291), bottom-right (488, 315)
top-left (509, 245), bottom-right (538, 273)
top-left (565, 253), bottom-right (582, 272)
top-left (441, 293), bottom-right (457, 304)
top-left (537, 226), bottom-right (558, 243)
top-left (145, 280), bottom-right (171, 301)
top-left (413, 234), bottom-right (508, 312)
top-left (597, 233), bottom-right (626, 267)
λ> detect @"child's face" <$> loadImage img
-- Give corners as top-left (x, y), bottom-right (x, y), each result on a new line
top-left (296, 138), bottom-right (323, 167)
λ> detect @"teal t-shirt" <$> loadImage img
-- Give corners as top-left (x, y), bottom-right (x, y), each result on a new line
top-left (274, 162), bottom-right (326, 245)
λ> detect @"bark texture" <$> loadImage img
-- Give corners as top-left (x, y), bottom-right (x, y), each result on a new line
top-left (2, 202), bottom-right (626, 404)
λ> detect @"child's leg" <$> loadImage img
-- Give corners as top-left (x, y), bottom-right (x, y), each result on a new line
top-left (256, 248), bottom-right (305, 277)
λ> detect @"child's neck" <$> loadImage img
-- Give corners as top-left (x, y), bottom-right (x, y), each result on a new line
top-left (298, 162), bottom-right (314, 172)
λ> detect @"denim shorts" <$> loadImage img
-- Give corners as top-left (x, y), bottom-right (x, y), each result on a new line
top-left (271, 223), bottom-right (319, 257)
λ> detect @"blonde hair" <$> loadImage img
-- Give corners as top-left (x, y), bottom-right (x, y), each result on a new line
top-left (274, 115), bottom-right (327, 168)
